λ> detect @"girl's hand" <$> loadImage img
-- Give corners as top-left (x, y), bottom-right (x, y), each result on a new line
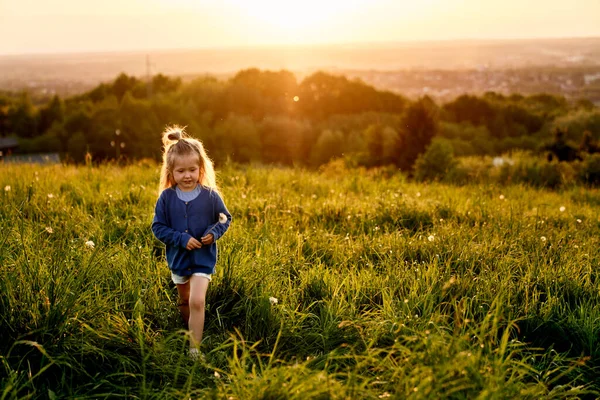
top-left (201, 233), bottom-right (214, 246)
top-left (186, 237), bottom-right (202, 250)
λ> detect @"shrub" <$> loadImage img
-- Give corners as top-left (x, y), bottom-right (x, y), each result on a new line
top-left (414, 138), bottom-right (457, 182)
top-left (579, 153), bottom-right (600, 185)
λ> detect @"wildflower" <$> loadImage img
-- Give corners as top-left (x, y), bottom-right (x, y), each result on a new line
top-left (540, 236), bottom-right (547, 243)
top-left (4, 185), bottom-right (10, 192)
top-left (379, 393), bottom-right (391, 399)
top-left (416, 192), bottom-right (421, 197)
top-left (214, 371), bottom-right (221, 378)
top-left (45, 227), bottom-right (54, 234)
top-left (559, 206), bottom-right (566, 212)
top-left (404, 299), bottom-right (409, 303)
top-left (492, 157), bottom-right (505, 167)
top-left (428, 235), bottom-right (435, 242)
top-left (241, 194), bottom-right (247, 199)
top-left (269, 297), bottom-right (278, 305)
top-left (47, 193), bottom-right (54, 199)
top-left (499, 194), bottom-right (505, 200)
top-left (311, 194), bottom-right (317, 199)
top-left (577, 219), bottom-right (582, 223)
top-left (219, 213), bottom-right (228, 223)
top-left (374, 226), bottom-right (380, 231)
top-left (85, 240), bottom-right (95, 249)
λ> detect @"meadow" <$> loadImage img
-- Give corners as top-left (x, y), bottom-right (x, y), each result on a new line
top-left (1, 161), bottom-right (600, 399)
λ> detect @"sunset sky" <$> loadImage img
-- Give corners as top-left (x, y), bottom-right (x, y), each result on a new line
top-left (1, 0), bottom-right (599, 54)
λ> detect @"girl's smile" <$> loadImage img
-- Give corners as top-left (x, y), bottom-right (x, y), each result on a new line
top-left (172, 154), bottom-right (201, 191)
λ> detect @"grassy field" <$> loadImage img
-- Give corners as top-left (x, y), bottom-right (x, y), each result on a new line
top-left (1, 161), bottom-right (600, 399)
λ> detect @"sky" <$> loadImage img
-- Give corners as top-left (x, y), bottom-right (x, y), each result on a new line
top-left (1, 0), bottom-right (599, 55)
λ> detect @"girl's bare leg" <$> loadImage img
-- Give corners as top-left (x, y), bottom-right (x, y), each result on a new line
top-left (176, 282), bottom-right (190, 327)
top-left (188, 275), bottom-right (210, 349)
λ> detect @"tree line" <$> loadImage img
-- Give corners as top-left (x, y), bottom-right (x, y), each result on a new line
top-left (0, 68), bottom-right (598, 169)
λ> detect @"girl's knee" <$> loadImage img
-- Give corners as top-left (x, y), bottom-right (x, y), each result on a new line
top-left (189, 296), bottom-right (205, 311)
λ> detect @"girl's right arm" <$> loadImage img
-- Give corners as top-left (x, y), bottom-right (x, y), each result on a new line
top-left (151, 193), bottom-right (194, 249)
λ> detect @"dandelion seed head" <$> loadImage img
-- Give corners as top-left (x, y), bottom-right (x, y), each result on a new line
top-left (559, 206), bottom-right (566, 212)
top-left (4, 185), bottom-right (10, 192)
top-left (499, 194), bottom-right (505, 200)
top-left (219, 213), bottom-right (228, 224)
top-left (428, 235), bottom-right (435, 242)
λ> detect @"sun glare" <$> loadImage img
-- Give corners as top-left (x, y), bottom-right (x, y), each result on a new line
top-left (226, 0), bottom-right (361, 33)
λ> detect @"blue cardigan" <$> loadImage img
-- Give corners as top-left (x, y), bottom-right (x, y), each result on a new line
top-left (151, 186), bottom-right (231, 276)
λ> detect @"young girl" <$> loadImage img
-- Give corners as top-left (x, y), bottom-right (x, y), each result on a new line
top-left (152, 125), bottom-right (231, 360)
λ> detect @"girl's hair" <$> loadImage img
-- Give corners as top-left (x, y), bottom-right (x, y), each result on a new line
top-left (158, 125), bottom-right (218, 194)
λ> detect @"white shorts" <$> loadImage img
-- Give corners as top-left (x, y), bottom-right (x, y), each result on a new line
top-left (171, 271), bottom-right (212, 285)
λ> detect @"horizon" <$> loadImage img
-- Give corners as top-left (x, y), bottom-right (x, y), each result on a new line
top-left (1, 35), bottom-right (599, 58)
top-left (2, 0), bottom-right (600, 56)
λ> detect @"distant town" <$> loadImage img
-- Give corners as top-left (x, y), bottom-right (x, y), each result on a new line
top-left (1, 37), bottom-right (599, 104)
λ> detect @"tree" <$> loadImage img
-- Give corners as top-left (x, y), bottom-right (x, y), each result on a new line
top-left (395, 97), bottom-right (439, 171)
top-left (38, 95), bottom-right (64, 133)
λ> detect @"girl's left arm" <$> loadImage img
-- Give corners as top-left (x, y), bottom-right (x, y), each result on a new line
top-left (206, 191), bottom-right (232, 241)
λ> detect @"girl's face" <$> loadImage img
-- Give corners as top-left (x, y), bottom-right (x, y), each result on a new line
top-left (172, 153), bottom-right (201, 191)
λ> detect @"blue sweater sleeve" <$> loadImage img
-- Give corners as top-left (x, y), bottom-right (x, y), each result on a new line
top-left (203, 191), bottom-right (231, 241)
top-left (151, 192), bottom-right (193, 249)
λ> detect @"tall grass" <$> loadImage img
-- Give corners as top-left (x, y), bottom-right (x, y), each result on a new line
top-left (1, 161), bottom-right (599, 398)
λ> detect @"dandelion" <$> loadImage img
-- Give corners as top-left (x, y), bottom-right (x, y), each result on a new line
top-left (428, 235), bottom-right (435, 242)
top-left (4, 185), bottom-right (10, 192)
top-left (499, 194), bottom-right (505, 200)
top-left (540, 236), bottom-right (547, 243)
top-left (219, 213), bottom-right (228, 223)
top-left (45, 227), bottom-right (54, 234)
top-left (269, 297), bottom-right (278, 305)
top-left (559, 206), bottom-right (566, 212)
top-left (85, 240), bottom-right (95, 249)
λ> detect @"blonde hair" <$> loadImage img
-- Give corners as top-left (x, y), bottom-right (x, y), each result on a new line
top-left (158, 125), bottom-right (218, 194)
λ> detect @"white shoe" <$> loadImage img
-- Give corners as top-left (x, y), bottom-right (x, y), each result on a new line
top-left (188, 348), bottom-right (204, 362)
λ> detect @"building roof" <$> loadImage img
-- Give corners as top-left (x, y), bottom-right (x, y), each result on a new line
top-left (0, 137), bottom-right (19, 149)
